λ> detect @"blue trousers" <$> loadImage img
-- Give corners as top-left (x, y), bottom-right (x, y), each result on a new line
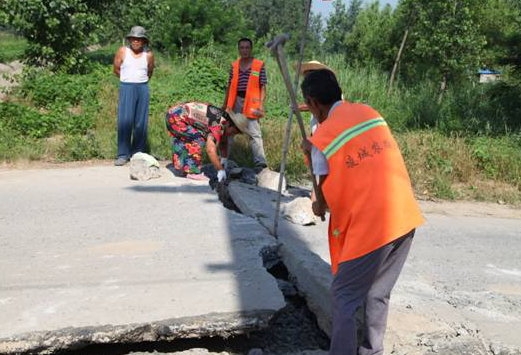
top-left (117, 82), bottom-right (149, 159)
top-left (330, 230), bottom-right (414, 355)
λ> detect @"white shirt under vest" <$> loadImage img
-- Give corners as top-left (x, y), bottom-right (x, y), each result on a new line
top-left (120, 47), bottom-right (149, 83)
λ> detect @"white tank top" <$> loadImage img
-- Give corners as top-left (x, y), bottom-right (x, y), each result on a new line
top-left (120, 47), bottom-right (148, 83)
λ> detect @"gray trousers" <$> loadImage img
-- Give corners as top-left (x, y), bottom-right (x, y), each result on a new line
top-left (229, 96), bottom-right (267, 167)
top-left (330, 230), bottom-right (415, 355)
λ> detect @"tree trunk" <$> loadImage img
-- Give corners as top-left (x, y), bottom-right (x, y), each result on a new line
top-left (388, 26), bottom-right (410, 97)
top-left (438, 73), bottom-right (448, 104)
top-left (388, 8), bottom-right (417, 97)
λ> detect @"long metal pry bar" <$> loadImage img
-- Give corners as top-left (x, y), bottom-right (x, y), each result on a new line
top-left (266, 33), bottom-right (325, 235)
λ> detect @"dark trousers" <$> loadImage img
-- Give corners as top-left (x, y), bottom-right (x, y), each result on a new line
top-left (117, 82), bottom-right (149, 159)
top-left (330, 230), bottom-right (415, 355)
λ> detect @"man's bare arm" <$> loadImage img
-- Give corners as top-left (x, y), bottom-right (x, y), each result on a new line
top-left (206, 135), bottom-right (224, 171)
top-left (113, 47), bottom-right (125, 77)
top-left (147, 51), bottom-right (155, 79)
top-left (312, 174), bottom-right (328, 218)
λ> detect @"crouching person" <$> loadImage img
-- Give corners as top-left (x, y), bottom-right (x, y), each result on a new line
top-left (301, 70), bottom-right (423, 355)
top-left (165, 102), bottom-right (246, 181)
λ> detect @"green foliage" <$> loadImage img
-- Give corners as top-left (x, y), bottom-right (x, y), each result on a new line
top-left (154, 0), bottom-right (246, 54)
top-left (1, 64), bottom-right (109, 140)
top-left (0, 42), bottom-right (520, 202)
top-left (471, 134), bottom-right (521, 185)
top-left (56, 133), bottom-right (102, 161)
top-left (0, 32), bottom-right (28, 63)
top-left (320, 55), bottom-right (519, 136)
top-left (0, 0), bottom-right (108, 72)
top-left (0, 102), bottom-right (54, 138)
top-left (324, 0), bottom-right (361, 54)
top-left (18, 67), bottom-right (103, 108)
top-left (480, 0), bottom-right (521, 68)
top-left (165, 43), bottom-right (231, 105)
top-left (0, 100), bottom-right (97, 139)
top-left (183, 48), bottom-right (229, 96)
top-left (232, 0), bottom-right (322, 55)
top-left (98, 0), bottom-right (248, 56)
top-left (344, 1), bottom-right (395, 67)
top-left (95, 0), bottom-right (165, 45)
top-left (409, 0), bottom-right (486, 86)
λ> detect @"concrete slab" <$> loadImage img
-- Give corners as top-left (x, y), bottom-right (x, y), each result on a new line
top-left (0, 166), bottom-right (285, 354)
top-left (228, 182), bottom-right (521, 354)
top-left (227, 182), bottom-right (332, 334)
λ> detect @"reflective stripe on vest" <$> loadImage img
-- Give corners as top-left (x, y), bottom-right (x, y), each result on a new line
top-left (308, 102), bottom-right (423, 275)
top-left (323, 117), bottom-right (387, 159)
top-left (226, 58), bottom-right (263, 119)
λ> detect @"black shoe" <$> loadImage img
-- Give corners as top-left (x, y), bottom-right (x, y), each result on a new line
top-left (253, 164), bottom-right (267, 174)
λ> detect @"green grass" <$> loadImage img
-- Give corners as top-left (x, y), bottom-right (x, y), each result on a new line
top-left (1, 44), bottom-right (520, 205)
top-left (0, 32), bottom-right (27, 63)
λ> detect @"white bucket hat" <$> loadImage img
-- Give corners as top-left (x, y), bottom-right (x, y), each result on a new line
top-left (126, 26), bottom-right (149, 42)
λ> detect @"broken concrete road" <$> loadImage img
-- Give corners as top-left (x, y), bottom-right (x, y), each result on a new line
top-left (228, 181), bottom-right (521, 355)
top-left (0, 167), bottom-right (285, 354)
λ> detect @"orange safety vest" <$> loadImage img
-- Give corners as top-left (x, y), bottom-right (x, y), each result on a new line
top-left (226, 58), bottom-right (264, 119)
top-left (309, 101), bottom-right (423, 275)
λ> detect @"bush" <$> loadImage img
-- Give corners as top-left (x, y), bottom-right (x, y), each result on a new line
top-left (2, 64), bottom-right (110, 139)
top-left (56, 133), bottom-right (102, 161)
top-left (18, 67), bottom-right (104, 108)
top-left (471, 134), bottom-right (521, 185)
top-left (0, 102), bottom-right (55, 138)
top-left (0, 0), bottom-right (105, 72)
top-left (323, 56), bottom-right (520, 135)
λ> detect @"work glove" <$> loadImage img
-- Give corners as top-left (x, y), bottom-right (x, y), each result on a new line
top-left (217, 169), bottom-right (227, 182)
top-left (220, 157), bottom-right (228, 169)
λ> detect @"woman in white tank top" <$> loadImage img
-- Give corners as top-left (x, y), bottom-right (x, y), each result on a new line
top-left (113, 26), bottom-right (155, 165)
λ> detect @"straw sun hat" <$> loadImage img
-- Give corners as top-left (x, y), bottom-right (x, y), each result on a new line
top-left (227, 111), bottom-right (250, 136)
top-left (299, 60), bottom-right (335, 75)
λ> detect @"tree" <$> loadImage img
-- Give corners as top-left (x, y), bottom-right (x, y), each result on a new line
top-left (346, 0), bottom-right (363, 31)
top-left (153, 0), bottom-right (246, 54)
top-left (388, 0), bottom-right (418, 95)
top-left (323, 0), bottom-right (361, 54)
top-left (480, 0), bottom-right (521, 69)
top-left (232, 0), bottom-right (322, 55)
top-left (324, 0), bottom-right (349, 53)
top-left (97, 0), bottom-right (166, 46)
top-left (0, 0), bottom-right (108, 72)
top-left (411, 0), bottom-right (487, 103)
top-left (344, 1), bottom-right (395, 67)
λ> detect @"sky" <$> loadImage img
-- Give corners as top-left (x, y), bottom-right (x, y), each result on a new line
top-left (311, 0), bottom-right (399, 20)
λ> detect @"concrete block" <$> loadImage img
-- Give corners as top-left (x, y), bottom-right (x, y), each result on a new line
top-left (257, 169), bottom-right (286, 192)
top-left (130, 153), bottom-right (161, 181)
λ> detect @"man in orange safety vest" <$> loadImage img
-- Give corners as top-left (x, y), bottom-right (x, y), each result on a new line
top-left (222, 38), bottom-right (268, 172)
top-left (301, 69), bottom-right (423, 355)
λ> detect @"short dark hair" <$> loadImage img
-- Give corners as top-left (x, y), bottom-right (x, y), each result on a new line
top-left (238, 37), bottom-right (253, 47)
top-left (301, 69), bottom-right (342, 106)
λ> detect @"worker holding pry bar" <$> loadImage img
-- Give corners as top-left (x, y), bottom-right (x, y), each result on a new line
top-left (301, 69), bottom-right (423, 355)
